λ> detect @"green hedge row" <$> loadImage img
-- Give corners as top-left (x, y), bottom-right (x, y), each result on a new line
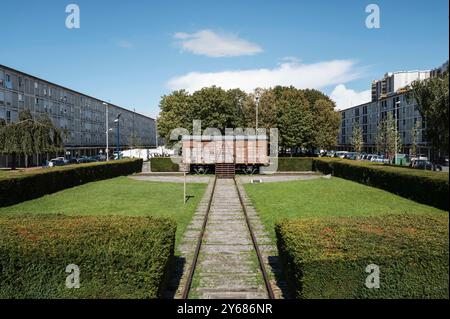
top-left (150, 157), bottom-right (179, 172)
top-left (277, 157), bottom-right (314, 171)
top-left (276, 214), bottom-right (449, 299)
top-left (0, 158), bottom-right (143, 207)
top-left (0, 215), bottom-right (176, 298)
top-left (313, 158), bottom-right (449, 211)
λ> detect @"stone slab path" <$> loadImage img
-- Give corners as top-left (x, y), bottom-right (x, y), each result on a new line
top-left (190, 178), bottom-right (267, 299)
top-left (235, 177), bottom-right (289, 299)
top-left (165, 177), bottom-right (288, 299)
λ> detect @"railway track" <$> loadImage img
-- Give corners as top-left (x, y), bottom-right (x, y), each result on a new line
top-left (181, 176), bottom-right (274, 299)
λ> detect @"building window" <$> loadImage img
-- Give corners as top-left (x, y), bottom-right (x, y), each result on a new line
top-left (0, 91), bottom-right (4, 105)
top-left (6, 110), bottom-right (11, 123)
top-left (5, 74), bottom-right (12, 89)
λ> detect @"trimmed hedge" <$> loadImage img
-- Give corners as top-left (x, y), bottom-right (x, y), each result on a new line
top-left (0, 215), bottom-right (176, 298)
top-left (276, 214), bottom-right (449, 299)
top-left (0, 158), bottom-right (143, 207)
top-left (150, 157), bottom-right (179, 172)
top-left (277, 157), bottom-right (314, 171)
top-left (313, 158), bottom-right (449, 211)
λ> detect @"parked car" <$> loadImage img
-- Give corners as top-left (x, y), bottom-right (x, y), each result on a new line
top-left (371, 155), bottom-right (389, 164)
top-left (411, 159), bottom-right (442, 171)
top-left (334, 151), bottom-right (349, 158)
top-left (66, 158), bottom-right (78, 165)
top-left (76, 157), bottom-right (90, 163)
top-left (48, 158), bottom-right (65, 167)
top-left (344, 152), bottom-right (359, 160)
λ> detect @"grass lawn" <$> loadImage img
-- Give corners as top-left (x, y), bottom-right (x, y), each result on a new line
top-left (0, 176), bottom-right (206, 250)
top-left (244, 177), bottom-right (447, 241)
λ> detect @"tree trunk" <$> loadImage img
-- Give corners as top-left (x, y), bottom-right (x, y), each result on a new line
top-left (11, 153), bottom-right (16, 170)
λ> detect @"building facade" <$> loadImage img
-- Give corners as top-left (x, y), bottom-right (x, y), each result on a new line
top-left (0, 64), bottom-right (156, 167)
top-left (338, 91), bottom-right (429, 156)
top-left (338, 61), bottom-right (449, 158)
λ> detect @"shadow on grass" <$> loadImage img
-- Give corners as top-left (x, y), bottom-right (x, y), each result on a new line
top-left (184, 195), bottom-right (195, 204)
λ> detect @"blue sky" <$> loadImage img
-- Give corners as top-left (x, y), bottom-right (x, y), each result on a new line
top-left (1, 0), bottom-right (448, 117)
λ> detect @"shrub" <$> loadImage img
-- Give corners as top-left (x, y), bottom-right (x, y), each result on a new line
top-left (313, 158), bottom-right (449, 211)
top-left (0, 215), bottom-right (176, 298)
top-left (276, 214), bottom-right (449, 299)
top-left (150, 157), bottom-right (179, 172)
top-left (277, 157), bottom-right (314, 171)
top-left (0, 158), bottom-right (143, 207)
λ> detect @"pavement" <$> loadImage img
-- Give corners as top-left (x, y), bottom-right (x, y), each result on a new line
top-left (130, 172), bottom-right (323, 184)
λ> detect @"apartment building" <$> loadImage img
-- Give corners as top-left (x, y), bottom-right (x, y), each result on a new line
top-left (371, 70), bottom-right (430, 102)
top-left (0, 64), bottom-right (156, 167)
top-left (338, 63), bottom-right (447, 157)
top-left (338, 91), bottom-right (429, 156)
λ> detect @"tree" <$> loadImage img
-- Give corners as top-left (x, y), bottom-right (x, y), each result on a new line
top-left (0, 119), bottom-right (6, 155)
top-left (157, 85), bottom-right (340, 156)
top-left (310, 99), bottom-right (340, 150)
top-left (410, 119), bottom-right (421, 158)
top-left (411, 68), bottom-right (449, 159)
top-left (375, 118), bottom-right (387, 155)
top-left (351, 121), bottom-right (364, 153)
top-left (0, 111), bottom-right (63, 169)
top-left (190, 86), bottom-right (242, 130)
top-left (241, 88), bottom-right (278, 130)
top-left (157, 90), bottom-right (193, 145)
top-left (276, 87), bottom-right (314, 155)
top-left (376, 112), bottom-right (402, 160)
top-left (376, 113), bottom-right (401, 162)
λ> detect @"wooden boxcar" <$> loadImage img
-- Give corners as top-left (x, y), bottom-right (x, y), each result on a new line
top-left (182, 135), bottom-right (268, 174)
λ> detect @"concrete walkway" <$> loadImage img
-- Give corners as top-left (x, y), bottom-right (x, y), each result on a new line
top-left (130, 175), bottom-right (212, 183)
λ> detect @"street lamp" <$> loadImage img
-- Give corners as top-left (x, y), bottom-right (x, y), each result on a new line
top-left (114, 113), bottom-right (122, 159)
top-left (255, 91), bottom-right (260, 133)
top-left (103, 102), bottom-right (109, 161)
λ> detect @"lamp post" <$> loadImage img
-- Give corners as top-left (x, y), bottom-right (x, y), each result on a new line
top-left (114, 113), bottom-right (122, 160)
top-left (103, 102), bottom-right (109, 161)
top-left (255, 91), bottom-right (260, 133)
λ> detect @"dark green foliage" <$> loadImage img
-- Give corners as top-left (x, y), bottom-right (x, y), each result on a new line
top-left (0, 159), bottom-right (143, 207)
top-left (0, 110), bottom-right (64, 169)
top-left (0, 215), bottom-right (176, 298)
top-left (313, 158), bottom-right (449, 211)
top-left (150, 158), bottom-right (179, 172)
top-left (275, 214), bottom-right (449, 299)
top-left (277, 158), bottom-right (314, 171)
top-left (411, 68), bottom-right (449, 157)
top-left (157, 86), bottom-right (340, 152)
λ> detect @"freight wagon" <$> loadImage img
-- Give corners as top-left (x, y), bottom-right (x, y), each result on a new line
top-left (182, 135), bottom-right (269, 176)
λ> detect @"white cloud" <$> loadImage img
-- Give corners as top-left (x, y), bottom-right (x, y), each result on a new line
top-left (174, 29), bottom-right (263, 57)
top-left (330, 84), bottom-right (371, 110)
top-left (167, 59), bottom-right (363, 93)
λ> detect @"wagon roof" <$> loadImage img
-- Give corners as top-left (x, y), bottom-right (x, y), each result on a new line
top-left (182, 135), bottom-right (268, 141)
